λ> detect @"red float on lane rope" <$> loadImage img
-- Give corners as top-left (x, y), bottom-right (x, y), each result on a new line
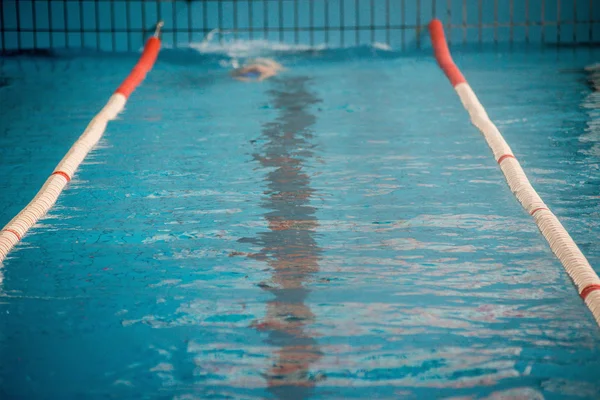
top-left (530, 207), bottom-right (549, 216)
top-left (115, 36), bottom-right (161, 99)
top-left (52, 171), bottom-right (72, 182)
top-left (497, 154), bottom-right (516, 164)
top-left (429, 19), bottom-right (466, 88)
top-left (581, 284), bottom-right (600, 300)
top-left (3, 229), bottom-right (21, 240)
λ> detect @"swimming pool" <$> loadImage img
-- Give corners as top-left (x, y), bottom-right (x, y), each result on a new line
top-left (1, 41), bottom-right (600, 399)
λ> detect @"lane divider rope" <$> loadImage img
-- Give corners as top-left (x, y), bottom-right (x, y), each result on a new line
top-left (429, 18), bottom-right (600, 327)
top-left (0, 22), bottom-right (164, 264)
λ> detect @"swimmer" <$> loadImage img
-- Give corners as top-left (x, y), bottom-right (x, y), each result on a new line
top-left (231, 58), bottom-right (284, 82)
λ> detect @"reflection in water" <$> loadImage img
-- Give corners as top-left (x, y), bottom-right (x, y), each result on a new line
top-left (240, 77), bottom-right (322, 399)
top-left (580, 66), bottom-right (600, 159)
top-left (585, 64), bottom-right (600, 91)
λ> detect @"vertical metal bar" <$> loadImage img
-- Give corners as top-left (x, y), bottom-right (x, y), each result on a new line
top-left (386, 0), bottom-right (390, 45)
top-left (172, 0), bottom-right (178, 47)
top-left (462, 0), bottom-right (467, 44)
top-left (79, 0), bottom-right (85, 49)
top-left (15, 0), bottom-right (21, 50)
top-left (309, 0), bottom-right (314, 46)
top-left (233, 0), bottom-right (238, 41)
top-left (263, 0), bottom-right (268, 40)
top-left (355, 0), bottom-right (360, 46)
top-left (48, 0), bottom-right (54, 49)
top-left (278, 0), bottom-right (283, 42)
top-left (525, 0), bottom-right (530, 43)
top-left (294, 0), bottom-right (299, 44)
top-left (63, 0), bottom-right (68, 49)
top-left (0, 1), bottom-right (5, 52)
top-left (63, 0), bottom-right (68, 48)
top-left (340, 0), bottom-right (344, 47)
top-left (432, 0), bottom-right (436, 18)
top-left (248, 0), bottom-right (254, 41)
top-left (189, 0), bottom-right (193, 44)
top-left (494, 0), bottom-right (498, 44)
top-left (510, 0), bottom-right (514, 43)
top-left (95, 0), bottom-right (100, 50)
top-left (478, 0), bottom-right (482, 44)
top-left (218, 0), bottom-right (223, 43)
top-left (110, 0), bottom-right (115, 51)
top-left (447, 0), bottom-right (451, 46)
top-left (557, 0), bottom-right (561, 43)
top-left (141, 0), bottom-right (147, 45)
top-left (590, 0), bottom-right (593, 43)
top-left (203, 0), bottom-right (208, 36)
top-left (370, 0), bottom-right (375, 44)
top-left (401, 0), bottom-right (405, 50)
top-left (541, 0), bottom-right (545, 43)
top-left (573, 0), bottom-right (577, 43)
top-left (126, 0), bottom-right (131, 51)
top-left (416, 0), bottom-right (421, 48)
top-left (324, 0), bottom-right (329, 46)
top-left (32, 0), bottom-right (38, 49)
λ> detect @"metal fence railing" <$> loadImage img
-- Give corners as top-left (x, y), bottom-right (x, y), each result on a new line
top-left (1, 0), bottom-right (599, 53)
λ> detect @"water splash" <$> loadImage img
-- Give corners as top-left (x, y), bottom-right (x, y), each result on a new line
top-left (185, 27), bottom-right (394, 60)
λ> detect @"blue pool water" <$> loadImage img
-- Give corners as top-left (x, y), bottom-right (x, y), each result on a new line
top-left (1, 43), bottom-right (600, 399)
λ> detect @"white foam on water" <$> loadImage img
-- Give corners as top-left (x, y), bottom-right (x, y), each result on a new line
top-left (177, 27), bottom-right (394, 59)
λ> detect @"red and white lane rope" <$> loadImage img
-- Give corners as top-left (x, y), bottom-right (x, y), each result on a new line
top-left (428, 18), bottom-right (600, 326)
top-left (0, 22), bottom-right (164, 264)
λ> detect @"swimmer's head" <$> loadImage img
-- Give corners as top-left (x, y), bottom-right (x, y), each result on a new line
top-left (245, 58), bottom-right (284, 71)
